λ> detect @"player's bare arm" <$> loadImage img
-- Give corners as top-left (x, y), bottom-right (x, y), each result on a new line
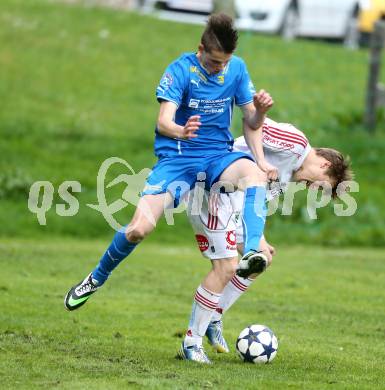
top-left (242, 89), bottom-right (273, 130)
top-left (157, 101), bottom-right (201, 139)
top-left (241, 91), bottom-right (278, 181)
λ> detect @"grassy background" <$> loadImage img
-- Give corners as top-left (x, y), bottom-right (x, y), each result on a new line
top-left (0, 239), bottom-right (384, 389)
top-left (0, 0), bottom-right (384, 245)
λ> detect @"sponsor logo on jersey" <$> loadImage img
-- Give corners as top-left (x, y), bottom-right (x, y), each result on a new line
top-left (196, 234), bottom-right (209, 252)
top-left (190, 79), bottom-right (200, 88)
top-left (225, 230), bottom-right (237, 250)
top-left (187, 97), bottom-right (230, 113)
top-left (160, 73), bottom-right (173, 90)
top-left (217, 75), bottom-right (224, 84)
top-left (226, 230), bottom-right (236, 246)
top-left (188, 98), bottom-right (200, 108)
top-left (263, 133), bottom-right (295, 149)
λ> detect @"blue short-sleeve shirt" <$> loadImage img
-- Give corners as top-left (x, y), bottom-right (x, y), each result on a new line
top-left (154, 53), bottom-right (255, 157)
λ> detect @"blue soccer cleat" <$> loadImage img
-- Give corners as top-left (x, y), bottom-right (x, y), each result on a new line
top-left (206, 320), bottom-right (230, 353)
top-left (177, 343), bottom-right (211, 364)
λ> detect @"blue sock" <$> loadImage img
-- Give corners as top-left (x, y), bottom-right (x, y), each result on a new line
top-left (92, 226), bottom-right (138, 285)
top-left (242, 186), bottom-right (267, 254)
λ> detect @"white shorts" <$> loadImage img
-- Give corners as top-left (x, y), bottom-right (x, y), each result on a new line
top-left (187, 190), bottom-right (245, 260)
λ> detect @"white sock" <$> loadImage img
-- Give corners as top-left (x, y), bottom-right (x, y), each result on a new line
top-left (211, 275), bottom-right (254, 322)
top-left (184, 285), bottom-right (221, 347)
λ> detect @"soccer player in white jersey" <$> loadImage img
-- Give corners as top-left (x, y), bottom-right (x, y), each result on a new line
top-left (182, 117), bottom-right (353, 361)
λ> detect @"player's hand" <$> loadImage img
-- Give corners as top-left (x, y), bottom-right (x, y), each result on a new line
top-left (257, 158), bottom-right (279, 181)
top-left (259, 237), bottom-right (275, 267)
top-left (253, 89), bottom-right (273, 114)
top-left (181, 115), bottom-right (201, 139)
top-left (265, 241), bottom-right (276, 257)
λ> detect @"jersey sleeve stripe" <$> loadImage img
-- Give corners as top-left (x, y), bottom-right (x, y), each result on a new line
top-left (265, 124), bottom-right (308, 145)
top-left (156, 96), bottom-right (180, 108)
top-left (264, 128), bottom-right (308, 148)
top-left (236, 99), bottom-right (253, 107)
top-left (265, 127), bottom-right (308, 146)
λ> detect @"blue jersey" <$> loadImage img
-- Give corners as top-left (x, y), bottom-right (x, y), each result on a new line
top-left (155, 52), bottom-right (255, 157)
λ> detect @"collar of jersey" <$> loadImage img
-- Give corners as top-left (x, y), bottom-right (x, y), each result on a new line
top-left (191, 53), bottom-right (226, 79)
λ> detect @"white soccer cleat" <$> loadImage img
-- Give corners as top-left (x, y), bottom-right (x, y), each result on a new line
top-left (206, 320), bottom-right (229, 353)
top-left (177, 343), bottom-right (212, 364)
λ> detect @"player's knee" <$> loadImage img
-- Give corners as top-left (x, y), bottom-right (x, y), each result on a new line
top-left (215, 259), bottom-right (238, 282)
top-left (249, 170), bottom-right (267, 185)
top-left (125, 224), bottom-right (152, 242)
top-left (226, 261), bottom-right (238, 279)
top-left (239, 171), bottom-right (267, 189)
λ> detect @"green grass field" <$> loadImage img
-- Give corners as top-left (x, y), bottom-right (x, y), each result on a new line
top-left (1, 239), bottom-right (384, 389)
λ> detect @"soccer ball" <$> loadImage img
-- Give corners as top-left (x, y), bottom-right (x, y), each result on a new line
top-left (236, 324), bottom-right (278, 364)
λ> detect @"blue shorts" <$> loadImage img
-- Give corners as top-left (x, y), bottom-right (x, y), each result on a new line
top-left (142, 151), bottom-right (253, 207)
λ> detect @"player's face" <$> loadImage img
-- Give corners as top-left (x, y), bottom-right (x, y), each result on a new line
top-left (198, 46), bottom-right (232, 74)
top-left (293, 159), bottom-right (335, 190)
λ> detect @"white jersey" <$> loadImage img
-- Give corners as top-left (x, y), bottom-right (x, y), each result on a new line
top-left (187, 118), bottom-right (311, 260)
top-left (233, 117), bottom-right (311, 199)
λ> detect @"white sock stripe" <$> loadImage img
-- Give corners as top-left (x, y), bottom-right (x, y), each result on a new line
top-left (230, 276), bottom-right (248, 292)
top-left (233, 275), bottom-right (250, 288)
top-left (195, 291), bottom-right (218, 310)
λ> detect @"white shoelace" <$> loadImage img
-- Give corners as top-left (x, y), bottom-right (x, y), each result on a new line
top-left (76, 279), bottom-right (96, 295)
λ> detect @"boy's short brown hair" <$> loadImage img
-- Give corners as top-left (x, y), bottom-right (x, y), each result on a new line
top-left (201, 13), bottom-right (238, 53)
top-left (315, 148), bottom-right (354, 198)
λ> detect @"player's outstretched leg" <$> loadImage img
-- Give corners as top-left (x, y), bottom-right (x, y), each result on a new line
top-left (64, 226), bottom-right (137, 311)
top-left (237, 186), bottom-right (268, 278)
top-left (64, 194), bottom-right (167, 311)
top-left (219, 159), bottom-right (268, 278)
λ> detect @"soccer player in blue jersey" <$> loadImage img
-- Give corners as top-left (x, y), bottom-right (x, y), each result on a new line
top-left (64, 13), bottom-right (276, 360)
